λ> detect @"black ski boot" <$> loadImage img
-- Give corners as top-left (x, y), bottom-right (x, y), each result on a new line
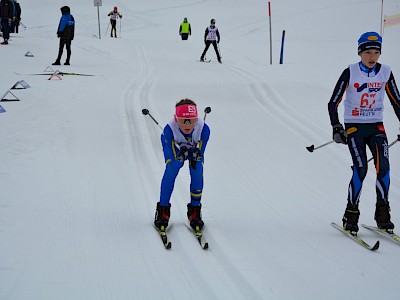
top-left (154, 202), bottom-right (171, 230)
top-left (52, 60), bottom-right (61, 66)
top-left (342, 203), bottom-right (360, 234)
top-left (200, 56), bottom-right (205, 62)
top-left (187, 203), bottom-right (204, 230)
top-left (375, 202), bottom-right (394, 232)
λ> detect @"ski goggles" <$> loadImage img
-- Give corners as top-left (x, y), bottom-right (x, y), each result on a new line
top-left (175, 117), bottom-right (198, 125)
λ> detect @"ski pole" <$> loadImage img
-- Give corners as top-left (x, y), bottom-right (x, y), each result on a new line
top-left (105, 21), bottom-right (110, 37)
top-left (119, 17), bottom-right (122, 38)
top-left (306, 140), bottom-right (335, 153)
top-left (142, 109), bottom-right (163, 131)
top-left (367, 134), bottom-right (400, 163)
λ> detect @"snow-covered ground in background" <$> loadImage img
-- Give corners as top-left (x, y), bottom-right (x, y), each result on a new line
top-left (1, 0), bottom-right (400, 299)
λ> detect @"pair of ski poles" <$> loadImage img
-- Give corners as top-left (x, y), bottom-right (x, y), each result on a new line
top-left (105, 18), bottom-right (122, 38)
top-left (307, 134), bottom-right (400, 163)
top-left (142, 106), bottom-right (211, 132)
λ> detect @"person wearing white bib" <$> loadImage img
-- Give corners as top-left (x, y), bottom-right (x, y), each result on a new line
top-left (200, 18), bottom-right (221, 63)
top-left (328, 32), bottom-right (400, 235)
top-left (154, 99), bottom-right (211, 231)
top-left (107, 6), bottom-right (122, 38)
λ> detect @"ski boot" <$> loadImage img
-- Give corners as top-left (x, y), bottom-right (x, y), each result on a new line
top-left (52, 60), bottom-right (61, 66)
top-left (375, 202), bottom-right (394, 232)
top-left (200, 56), bottom-right (205, 62)
top-left (342, 203), bottom-right (360, 235)
top-left (187, 203), bottom-right (204, 230)
top-left (154, 202), bottom-right (171, 230)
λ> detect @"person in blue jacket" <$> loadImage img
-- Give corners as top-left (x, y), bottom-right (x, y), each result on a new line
top-left (52, 6), bottom-right (75, 65)
top-left (154, 99), bottom-right (211, 231)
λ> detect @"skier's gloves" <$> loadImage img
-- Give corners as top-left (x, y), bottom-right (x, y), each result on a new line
top-left (332, 123), bottom-right (347, 144)
top-left (190, 148), bottom-right (203, 161)
top-left (176, 147), bottom-right (189, 162)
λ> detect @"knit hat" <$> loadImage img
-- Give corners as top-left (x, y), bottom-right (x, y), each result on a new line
top-left (358, 32), bottom-right (382, 54)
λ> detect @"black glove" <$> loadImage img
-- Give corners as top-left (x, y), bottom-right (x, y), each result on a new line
top-left (190, 148), bottom-right (203, 162)
top-left (57, 32), bottom-right (61, 38)
top-left (333, 124), bottom-right (347, 144)
top-left (176, 147), bottom-right (189, 162)
top-left (120, 15), bottom-right (122, 18)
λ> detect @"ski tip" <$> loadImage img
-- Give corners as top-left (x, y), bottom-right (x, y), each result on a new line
top-left (372, 240), bottom-right (380, 251)
top-left (165, 242), bottom-right (172, 249)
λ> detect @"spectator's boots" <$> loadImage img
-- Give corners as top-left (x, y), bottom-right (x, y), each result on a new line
top-left (342, 203), bottom-right (360, 235)
top-left (154, 202), bottom-right (171, 230)
top-left (187, 203), bottom-right (204, 230)
top-left (375, 202), bottom-right (394, 233)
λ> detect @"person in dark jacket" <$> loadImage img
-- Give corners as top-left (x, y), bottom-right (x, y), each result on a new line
top-left (328, 32), bottom-right (400, 235)
top-left (13, 0), bottom-right (20, 33)
top-left (200, 19), bottom-right (221, 63)
top-left (0, 0), bottom-right (14, 45)
top-left (52, 6), bottom-right (75, 65)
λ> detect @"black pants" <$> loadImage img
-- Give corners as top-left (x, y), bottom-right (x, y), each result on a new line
top-left (56, 38), bottom-right (72, 63)
top-left (110, 20), bottom-right (117, 37)
top-left (345, 122), bottom-right (390, 206)
top-left (201, 40), bottom-right (220, 60)
top-left (181, 33), bottom-right (189, 40)
top-left (1, 18), bottom-right (10, 41)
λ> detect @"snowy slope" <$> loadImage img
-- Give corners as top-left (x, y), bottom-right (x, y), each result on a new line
top-left (1, 0), bottom-right (400, 299)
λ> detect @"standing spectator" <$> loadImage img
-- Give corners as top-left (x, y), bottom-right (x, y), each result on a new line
top-left (200, 19), bottom-right (221, 63)
top-left (52, 6), bottom-right (75, 66)
top-left (107, 6), bottom-right (122, 38)
top-left (179, 17), bottom-right (191, 40)
top-left (0, 0), bottom-right (14, 45)
top-left (13, 0), bottom-right (20, 33)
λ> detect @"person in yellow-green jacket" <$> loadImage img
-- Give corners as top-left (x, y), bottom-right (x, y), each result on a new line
top-left (179, 17), bottom-right (191, 40)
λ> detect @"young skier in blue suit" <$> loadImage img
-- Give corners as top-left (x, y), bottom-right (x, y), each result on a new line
top-left (154, 99), bottom-right (210, 231)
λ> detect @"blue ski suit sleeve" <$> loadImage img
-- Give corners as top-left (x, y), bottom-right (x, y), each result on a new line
top-left (161, 125), bottom-right (175, 163)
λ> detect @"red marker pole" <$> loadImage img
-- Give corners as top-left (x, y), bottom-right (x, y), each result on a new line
top-left (268, 1), bottom-right (272, 64)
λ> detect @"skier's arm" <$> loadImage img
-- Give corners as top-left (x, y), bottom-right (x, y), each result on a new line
top-left (198, 124), bottom-right (210, 154)
top-left (216, 29), bottom-right (220, 43)
top-left (107, 11), bottom-right (112, 16)
top-left (161, 125), bottom-right (176, 163)
top-left (328, 68), bottom-right (350, 126)
top-left (57, 15), bottom-right (68, 34)
top-left (204, 28), bottom-right (208, 42)
top-left (386, 72), bottom-right (400, 121)
top-left (179, 24), bottom-right (182, 34)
